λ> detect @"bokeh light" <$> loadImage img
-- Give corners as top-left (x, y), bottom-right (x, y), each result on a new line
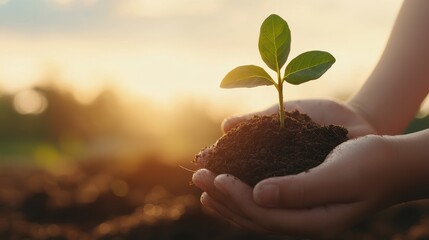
top-left (34, 144), bottom-right (60, 169)
top-left (110, 179), bottom-right (129, 197)
top-left (13, 89), bottom-right (48, 115)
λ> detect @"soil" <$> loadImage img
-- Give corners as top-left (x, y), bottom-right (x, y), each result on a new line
top-left (196, 110), bottom-right (349, 186)
top-left (2, 157), bottom-right (429, 239)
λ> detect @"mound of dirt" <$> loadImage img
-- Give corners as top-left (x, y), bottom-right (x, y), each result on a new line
top-left (196, 110), bottom-right (349, 186)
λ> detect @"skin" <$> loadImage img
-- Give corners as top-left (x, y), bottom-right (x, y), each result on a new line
top-left (193, 0), bottom-right (429, 238)
top-left (193, 131), bottom-right (429, 238)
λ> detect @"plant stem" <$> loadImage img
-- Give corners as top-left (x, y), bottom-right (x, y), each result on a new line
top-left (277, 71), bottom-right (285, 128)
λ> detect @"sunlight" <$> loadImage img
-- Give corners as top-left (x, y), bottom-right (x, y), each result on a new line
top-left (13, 89), bottom-right (48, 115)
top-left (114, 0), bottom-right (220, 18)
top-left (0, 54), bottom-right (42, 93)
top-left (0, 0), bottom-right (405, 114)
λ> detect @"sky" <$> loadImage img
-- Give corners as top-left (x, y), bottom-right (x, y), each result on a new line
top-left (0, 0), bottom-right (407, 113)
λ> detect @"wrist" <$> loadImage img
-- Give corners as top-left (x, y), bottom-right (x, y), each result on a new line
top-left (383, 130), bottom-right (429, 203)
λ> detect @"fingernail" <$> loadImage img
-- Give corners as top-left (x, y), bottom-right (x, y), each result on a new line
top-left (214, 174), bottom-right (230, 196)
top-left (192, 170), bottom-right (207, 192)
top-left (200, 192), bottom-right (208, 205)
top-left (254, 183), bottom-right (279, 207)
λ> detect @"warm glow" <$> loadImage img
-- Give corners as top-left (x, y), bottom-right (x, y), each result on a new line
top-left (13, 89), bottom-right (48, 115)
top-left (114, 0), bottom-right (220, 18)
top-left (0, 0), bottom-right (407, 114)
top-left (2, 0), bottom-right (421, 115)
top-left (1, 2), bottom-right (428, 238)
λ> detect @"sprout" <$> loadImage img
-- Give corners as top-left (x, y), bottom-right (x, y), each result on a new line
top-left (220, 14), bottom-right (335, 127)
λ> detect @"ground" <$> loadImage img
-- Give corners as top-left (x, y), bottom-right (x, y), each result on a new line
top-left (1, 157), bottom-right (429, 240)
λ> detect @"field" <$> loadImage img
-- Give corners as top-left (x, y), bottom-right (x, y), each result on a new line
top-left (2, 86), bottom-right (429, 239)
top-left (1, 156), bottom-right (429, 240)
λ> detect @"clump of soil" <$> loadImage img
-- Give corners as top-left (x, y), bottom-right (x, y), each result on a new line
top-left (195, 110), bottom-right (349, 187)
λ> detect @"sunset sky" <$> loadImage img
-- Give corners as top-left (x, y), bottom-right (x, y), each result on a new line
top-left (0, 0), bottom-right (412, 113)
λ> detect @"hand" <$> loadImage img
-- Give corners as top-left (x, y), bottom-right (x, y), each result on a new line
top-left (196, 99), bottom-right (376, 168)
top-left (222, 99), bottom-right (377, 138)
top-left (193, 135), bottom-right (406, 238)
top-left (192, 99), bottom-right (383, 238)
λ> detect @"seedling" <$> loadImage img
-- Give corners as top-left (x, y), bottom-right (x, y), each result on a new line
top-left (220, 14), bottom-right (335, 127)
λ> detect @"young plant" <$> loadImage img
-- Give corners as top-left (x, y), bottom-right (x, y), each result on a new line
top-left (220, 14), bottom-right (336, 128)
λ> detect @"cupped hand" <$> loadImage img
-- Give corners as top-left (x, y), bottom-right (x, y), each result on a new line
top-left (193, 100), bottom-right (385, 238)
top-left (193, 135), bottom-right (402, 238)
top-left (196, 99), bottom-right (376, 168)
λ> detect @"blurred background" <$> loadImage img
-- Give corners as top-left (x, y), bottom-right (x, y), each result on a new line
top-left (1, 0), bottom-right (429, 239)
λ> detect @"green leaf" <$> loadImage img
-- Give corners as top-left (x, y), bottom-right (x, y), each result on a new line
top-left (284, 51), bottom-right (335, 85)
top-left (220, 65), bottom-right (275, 88)
top-left (258, 14), bottom-right (291, 72)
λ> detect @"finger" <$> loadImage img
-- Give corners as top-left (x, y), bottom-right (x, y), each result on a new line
top-left (201, 192), bottom-right (269, 233)
top-left (192, 169), bottom-right (224, 199)
top-left (284, 99), bottom-right (344, 126)
top-left (213, 174), bottom-right (254, 201)
top-left (193, 170), bottom-right (247, 216)
top-left (212, 174), bottom-right (263, 223)
top-left (285, 99), bottom-right (376, 137)
top-left (253, 174), bottom-right (355, 209)
top-left (256, 201), bottom-right (367, 238)
top-left (252, 146), bottom-right (361, 209)
top-left (221, 105), bottom-right (279, 133)
top-left (221, 114), bottom-right (253, 133)
top-left (214, 173), bottom-right (367, 237)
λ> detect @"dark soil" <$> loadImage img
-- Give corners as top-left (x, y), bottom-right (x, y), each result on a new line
top-left (196, 110), bottom-right (349, 186)
top-left (2, 158), bottom-right (429, 239)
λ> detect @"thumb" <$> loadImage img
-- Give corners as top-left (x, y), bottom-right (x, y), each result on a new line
top-left (252, 158), bottom-right (358, 209)
top-left (221, 105), bottom-right (279, 133)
